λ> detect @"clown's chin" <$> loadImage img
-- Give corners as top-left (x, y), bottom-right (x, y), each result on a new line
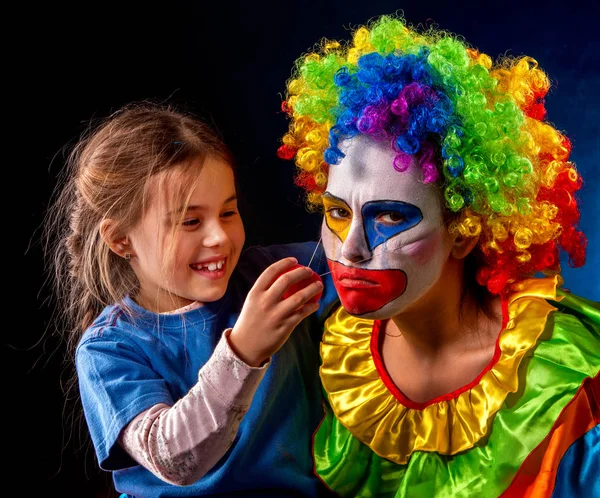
top-left (338, 290), bottom-right (381, 316)
top-left (339, 292), bottom-right (402, 318)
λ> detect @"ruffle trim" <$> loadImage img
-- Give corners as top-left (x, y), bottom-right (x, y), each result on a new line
top-left (319, 276), bottom-right (563, 464)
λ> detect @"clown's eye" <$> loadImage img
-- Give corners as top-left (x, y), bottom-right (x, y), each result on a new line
top-left (376, 212), bottom-right (405, 225)
top-left (327, 207), bottom-right (351, 220)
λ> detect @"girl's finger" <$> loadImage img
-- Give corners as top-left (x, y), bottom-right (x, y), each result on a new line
top-left (277, 280), bottom-right (323, 315)
top-left (251, 257), bottom-right (299, 292)
top-left (268, 266), bottom-right (320, 302)
top-left (281, 300), bottom-right (320, 324)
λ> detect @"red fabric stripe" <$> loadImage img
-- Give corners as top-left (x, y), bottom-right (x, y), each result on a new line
top-left (501, 373), bottom-right (600, 498)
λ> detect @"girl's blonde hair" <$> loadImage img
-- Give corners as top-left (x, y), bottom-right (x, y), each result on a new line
top-left (44, 101), bottom-right (233, 357)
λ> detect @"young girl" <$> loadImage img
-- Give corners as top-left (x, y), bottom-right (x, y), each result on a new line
top-left (278, 13), bottom-right (599, 497)
top-left (44, 102), bottom-right (338, 497)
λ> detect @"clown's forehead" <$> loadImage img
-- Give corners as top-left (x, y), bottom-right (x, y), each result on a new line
top-left (326, 136), bottom-right (432, 206)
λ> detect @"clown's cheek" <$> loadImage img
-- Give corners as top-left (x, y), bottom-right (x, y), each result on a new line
top-left (321, 227), bottom-right (341, 259)
top-left (394, 234), bottom-right (445, 267)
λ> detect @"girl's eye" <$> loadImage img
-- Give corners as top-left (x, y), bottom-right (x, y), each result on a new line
top-left (221, 210), bottom-right (238, 218)
top-left (181, 218), bottom-right (200, 227)
top-left (377, 212), bottom-right (405, 225)
top-left (328, 207), bottom-right (351, 220)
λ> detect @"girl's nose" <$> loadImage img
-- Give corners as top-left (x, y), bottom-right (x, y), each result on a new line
top-left (203, 219), bottom-right (229, 247)
top-left (340, 219), bottom-right (372, 264)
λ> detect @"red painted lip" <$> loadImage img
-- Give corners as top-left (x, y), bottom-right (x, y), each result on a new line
top-left (337, 275), bottom-right (379, 289)
top-left (328, 260), bottom-right (407, 315)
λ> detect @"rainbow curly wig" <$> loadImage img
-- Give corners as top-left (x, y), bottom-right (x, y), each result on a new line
top-left (278, 14), bottom-right (587, 295)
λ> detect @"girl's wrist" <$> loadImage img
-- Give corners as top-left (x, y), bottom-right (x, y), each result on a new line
top-left (227, 328), bottom-right (268, 367)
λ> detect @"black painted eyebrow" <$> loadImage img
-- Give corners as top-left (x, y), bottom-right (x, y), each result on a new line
top-left (323, 191), bottom-right (351, 209)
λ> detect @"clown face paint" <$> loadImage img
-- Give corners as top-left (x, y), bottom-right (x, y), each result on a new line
top-left (322, 135), bottom-right (453, 319)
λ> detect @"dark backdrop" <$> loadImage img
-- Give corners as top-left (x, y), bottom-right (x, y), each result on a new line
top-left (12, 1), bottom-right (599, 497)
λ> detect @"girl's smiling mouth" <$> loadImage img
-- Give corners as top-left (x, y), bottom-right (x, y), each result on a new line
top-left (190, 256), bottom-right (227, 278)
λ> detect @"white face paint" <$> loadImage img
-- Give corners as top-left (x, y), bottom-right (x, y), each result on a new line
top-left (321, 135), bottom-right (453, 319)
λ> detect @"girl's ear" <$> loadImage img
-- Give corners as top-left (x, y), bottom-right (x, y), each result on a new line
top-left (451, 233), bottom-right (479, 260)
top-left (100, 219), bottom-right (134, 259)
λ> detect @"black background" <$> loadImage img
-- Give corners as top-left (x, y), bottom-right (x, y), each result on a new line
top-left (12, 1), bottom-right (599, 497)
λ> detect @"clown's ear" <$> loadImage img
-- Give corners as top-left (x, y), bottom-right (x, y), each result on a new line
top-left (451, 232), bottom-right (479, 260)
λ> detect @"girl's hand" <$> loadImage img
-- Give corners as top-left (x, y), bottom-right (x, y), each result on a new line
top-left (228, 257), bottom-right (324, 367)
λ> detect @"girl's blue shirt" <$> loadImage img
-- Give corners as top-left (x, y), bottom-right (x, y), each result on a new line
top-left (76, 242), bottom-right (338, 498)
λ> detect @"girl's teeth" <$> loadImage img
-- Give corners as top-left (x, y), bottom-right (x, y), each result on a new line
top-left (195, 260), bottom-right (224, 271)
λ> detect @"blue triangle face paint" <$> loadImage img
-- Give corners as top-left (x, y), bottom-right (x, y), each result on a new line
top-left (362, 200), bottom-right (423, 251)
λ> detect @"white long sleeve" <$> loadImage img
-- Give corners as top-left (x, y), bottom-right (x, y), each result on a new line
top-left (118, 329), bottom-right (269, 486)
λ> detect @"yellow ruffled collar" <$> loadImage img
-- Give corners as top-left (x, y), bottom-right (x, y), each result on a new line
top-left (319, 276), bottom-right (563, 464)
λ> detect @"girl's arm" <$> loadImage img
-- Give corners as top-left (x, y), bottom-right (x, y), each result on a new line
top-left (119, 257), bottom-right (323, 486)
top-left (118, 328), bottom-right (267, 486)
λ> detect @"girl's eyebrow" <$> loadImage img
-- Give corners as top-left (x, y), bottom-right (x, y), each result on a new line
top-left (167, 194), bottom-right (238, 216)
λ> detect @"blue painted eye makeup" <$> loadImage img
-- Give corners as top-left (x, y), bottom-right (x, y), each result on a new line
top-left (362, 200), bottom-right (423, 251)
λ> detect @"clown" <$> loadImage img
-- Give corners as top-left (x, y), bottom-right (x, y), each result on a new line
top-left (278, 14), bottom-right (599, 498)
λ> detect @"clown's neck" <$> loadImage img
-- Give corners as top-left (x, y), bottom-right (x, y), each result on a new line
top-left (381, 259), bottom-right (502, 403)
top-left (388, 258), bottom-right (500, 356)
